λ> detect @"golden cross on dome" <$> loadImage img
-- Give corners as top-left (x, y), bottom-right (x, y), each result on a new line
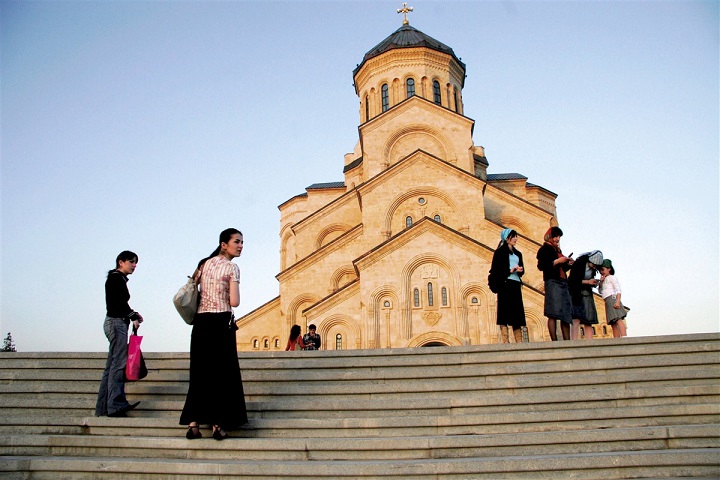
top-left (397, 2), bottom-right (413, 25)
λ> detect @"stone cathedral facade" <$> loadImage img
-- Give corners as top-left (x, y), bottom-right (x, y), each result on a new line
top-left (236, 18), bottom-right (608, 351)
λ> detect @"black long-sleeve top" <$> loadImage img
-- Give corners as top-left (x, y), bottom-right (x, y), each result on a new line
top-left (536, 243), bottom-right (570, 281)
top-left (105, 270), bottom-right (137, 320)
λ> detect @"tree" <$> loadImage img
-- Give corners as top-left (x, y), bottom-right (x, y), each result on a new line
top-left (1, 332), bottom-right (17, 352)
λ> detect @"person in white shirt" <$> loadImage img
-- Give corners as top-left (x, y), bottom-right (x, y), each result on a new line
top-left (599, 259), bottom-right (628, 338)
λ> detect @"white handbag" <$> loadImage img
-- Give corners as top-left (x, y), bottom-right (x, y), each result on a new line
top-left (173, 269), bottom-right (200, 325)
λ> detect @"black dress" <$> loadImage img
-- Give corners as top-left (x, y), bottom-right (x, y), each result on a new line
top-left (490, 243), bottom-right (527, 328)
top-left (179, 312), bottom-right (248, 430)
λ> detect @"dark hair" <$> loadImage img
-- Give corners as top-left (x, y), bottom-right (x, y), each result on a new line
top-left (197, 228), bottom-right (243, 269)
top-left (289, 325), bottom-right (301, 341)
top-left (308, 324), bottom-right (316, 330)
top-left (110, 250), bottom-right (137, 274)
top-left (549, 226), bottom-right (563, 238)
top-left (607, 266), bottom-right (615, 275)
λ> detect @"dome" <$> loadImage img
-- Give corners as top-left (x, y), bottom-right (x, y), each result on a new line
top-left (353, 24), bottom-right (466, 77)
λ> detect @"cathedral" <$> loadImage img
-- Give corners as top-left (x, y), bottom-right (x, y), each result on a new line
top-left (236, 11), bottom-right (609, 351)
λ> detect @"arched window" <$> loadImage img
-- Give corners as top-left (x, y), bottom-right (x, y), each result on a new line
top-left (433, 214), bottom-right (441, 223)
top-left (433, 80), bottom-right (441, 105)
top-left (406, 78), bottom-right (415, 98)
top-left (453, 87), bottom-right (459, 112)
top-left (335, 334), bottom-right (343, 350)
top-left (441, 287), bottom-right (448, 306)
top-left (253, 339), bottom-right (258, 349)
top-left (381, 84), bottom-right (389, 112)
top-left (471, 297), bottom-right (479, 304)
top-left (263, 339), bottom-right (269, 349)
top-left (365, 94), bottom-right (369, 121)
top-left (274, 339), bottom-right (280, 348)
top-left (406, 216), bottom-right (412, 228)
top-left (427, 282), bottom-right (434, 306)
top-left (413, 288), bottom-right (420, 307)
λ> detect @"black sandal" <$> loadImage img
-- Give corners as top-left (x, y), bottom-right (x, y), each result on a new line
top-left (186, 425), bottom-right (202, 439)
top-left (212, 425), bottom-right (227, 440)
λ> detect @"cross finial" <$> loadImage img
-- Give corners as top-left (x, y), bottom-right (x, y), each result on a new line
top-left (397, 2), bottom-right (413, 25)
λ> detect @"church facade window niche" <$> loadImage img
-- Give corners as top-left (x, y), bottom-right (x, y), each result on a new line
top-left (365, 94), bottom-right (369, 121)
top-left (382, 84), bottom-right (389, 111)
top-left (406, 77), bottom-right (415, 98)
top-left (335, 334), bottom-right (343, 350)
top-left (433, 80), bottom-right (441, 105)
top-left (441, 287), bottom-right (448, 306)
top-left (427, 282), bottom-right (434, 306)
top-left (453, 87), bottom-right (459, 112)
top-left (413, 288), bottom-right (420, 307)
top-left (405, 216), bottom-right (412, 228)
top-left (433, 214), bottom-right (441, 223)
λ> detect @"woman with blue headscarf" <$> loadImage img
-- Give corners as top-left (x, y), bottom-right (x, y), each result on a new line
top-left (489, 228), bottom-right (526, 343)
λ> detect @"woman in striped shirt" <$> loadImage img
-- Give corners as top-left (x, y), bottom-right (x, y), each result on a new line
top-left (180, 228), bottom-right (248, 440)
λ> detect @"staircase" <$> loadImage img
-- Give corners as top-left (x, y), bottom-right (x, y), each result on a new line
top-left (0, 333), bottom-right (718, 479)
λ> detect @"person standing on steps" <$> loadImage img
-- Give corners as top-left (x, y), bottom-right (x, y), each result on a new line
top-left (568, 250), bottom-right (603, 340)
top-left (536, 227), bottom-right (574, 341)
top-left (286, 325), bottom-right (308, 351)
top-left (303, 324), bottom-right (321, 350)
top-left (599, 259), bottom-right (628, 338)
top-left (180, 228), bottom-right (248, 440)
top-left (95, 250), bottom-right (143, 418)
top-left (489, 229), bottom-right (527, 343)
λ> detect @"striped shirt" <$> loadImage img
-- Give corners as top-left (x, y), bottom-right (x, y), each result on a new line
top-left (198, 255), bottom-right (240, 313)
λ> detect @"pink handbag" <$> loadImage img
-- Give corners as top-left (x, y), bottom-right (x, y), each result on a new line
top-left (126, 327), bottom-right (147, 381)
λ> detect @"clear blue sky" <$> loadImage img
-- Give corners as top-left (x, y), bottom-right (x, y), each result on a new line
top-left (2, 1), bottom-right (718, 352)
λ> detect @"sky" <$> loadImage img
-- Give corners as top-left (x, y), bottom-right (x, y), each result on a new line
top-left (1, 0), bottom-right (718, 352)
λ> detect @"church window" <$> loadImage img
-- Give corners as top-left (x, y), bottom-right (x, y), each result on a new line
top-left (406, 216), bottom-right (412, 228)
top-left (274, 339), bottom-right (280, 348)
top-left (413, 288), bottom-right (420, 307)
top-left (365, 94), bottom-right (369, 121)
top-left (441, 287), bottom-right (448, 306)
top-left (433, 80), bottom-right (441, 105)
top-left (603, 326), bottom-right (608, 335)
top-left (335, 334), bottom-right (343, 350)
top-left (253, 339), bottom-right (259, 349)
top-left (383, 300), bottom-right (391, 308)
top-left (427, 283), bottom-right (434, 306)
top-left (406, 78), bottom-right (415, 98)
top-left (471, 297), bottom-right (478, 304)
top-left (418, 197), bottom-right (425, 205)
top-left (453, 87), bottom-right (459, 112)
top-left (433, 214), bottom-right (441, 223)
top-left (381, 84), bottom-right (389, 112)
top-left (263, 339), bottom-right (269, 349)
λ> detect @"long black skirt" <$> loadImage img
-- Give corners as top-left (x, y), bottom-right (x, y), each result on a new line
top-left (496, 279), bottom-right (526, 328)
top-left (179, 311), bottom-right (248, 430)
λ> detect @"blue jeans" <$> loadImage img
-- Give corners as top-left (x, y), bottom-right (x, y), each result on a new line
top-left (95, 317), bottom-right (130, 416)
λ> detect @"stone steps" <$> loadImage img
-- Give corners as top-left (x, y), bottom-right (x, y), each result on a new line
top-left (0, 333), bottom-right (718, 478)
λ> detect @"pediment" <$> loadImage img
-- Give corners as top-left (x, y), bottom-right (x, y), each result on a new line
top-left (360, 95), bottom-right (473, 132)
top-left (354, 217), bottom-right (494, 272)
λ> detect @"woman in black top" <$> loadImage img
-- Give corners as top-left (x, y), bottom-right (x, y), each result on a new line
top-left (489, 229), bottom-right (526, 343)
top-left (536, 227), bottom-right (573, 341)
top-left (95, 250), bottom-right (143, 417)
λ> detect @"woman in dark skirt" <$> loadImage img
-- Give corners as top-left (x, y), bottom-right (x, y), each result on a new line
top-left (536, 226), bottom-right (574, 341)
top-left (489, 229), bottom-right (526, 343)
top-left (568, 250), bottom-right (603, 340)
top-left (180, 228), bottom-right (248, 440)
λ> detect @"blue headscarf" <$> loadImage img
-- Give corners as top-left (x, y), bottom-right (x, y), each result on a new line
top-left (500, 228), bottom-right (514, 243)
